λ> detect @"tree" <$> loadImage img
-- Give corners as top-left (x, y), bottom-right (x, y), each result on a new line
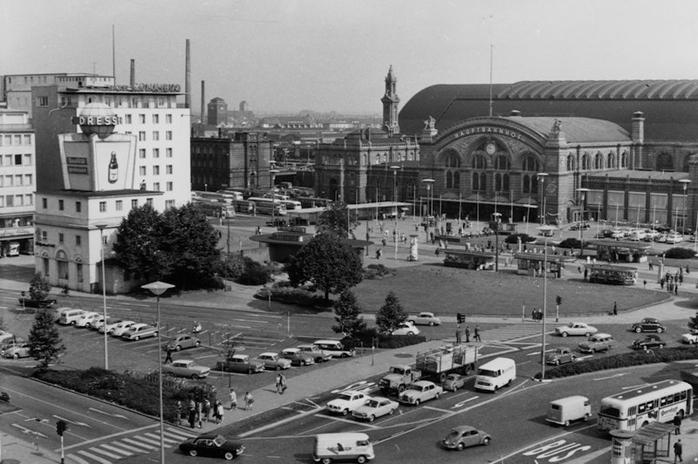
top-left (375, 291), bottom-right (407, 334)
top-left (28, 308), bottom-right (65, 370)
top-left (318, 201), bottom-right (358, 238)
top-left (286, 233), bottom-right (363, 301)
top-left (689, 312), bottom-right (698, 332)
top-left (28, 272), bottom-right (51, 301)
top-left (113, 204), bottom-right (168, 281)
top-left (332, 290), bottom-right (367, 337)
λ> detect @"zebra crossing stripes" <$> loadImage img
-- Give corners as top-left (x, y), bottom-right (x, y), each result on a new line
top-left (66, 427), bottom-right (196, 464)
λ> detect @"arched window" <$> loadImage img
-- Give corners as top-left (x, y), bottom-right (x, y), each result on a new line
top-left (472, 155), bottom-right (486, 169)
top-left (621, 151), bottom-right (628, 168)
top-left (495, 173), bottom-right (502, 191)
top-left (607, 153), bottom-right (615, 169)
top-left (495, 155), bottom-right (510, 170)
top-left (445, 152), bottom-right (461, 168)
top-left (531, 175), bottom-right (538, 194)
top-left (479, 172), bottom-right (487, 191)
top-left (56, 250), bottom-right (69, 280)
top-left (502, 174), bottom-right (510, 192)
top-left (582, 154), bottom-right (590, 170)
top-left (567, 155), bottom-right (575, 171)
top-left (443, 151), bottom-right (461, 189)
top-left (594, 153), bottom-right (603, 170)
top-left (446, 171), bottom-right (453, 189)
top-left (522, 154), bottom-right (539, 172)
top-left (472, 172), bottom-right (480, 191)
top-left (523, 174), bottom-right (530, 193)
top-left (453, 171), bottom-right (460, 189)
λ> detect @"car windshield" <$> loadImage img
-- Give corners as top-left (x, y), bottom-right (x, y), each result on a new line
top-left (337, 393), bottom-right (352, 401)
top-left (212, 436), bottom-right (225, 447)
top-left (367, 400), bottom-right (380, 408)
top-left (446, 430), bottom-right (461, 441)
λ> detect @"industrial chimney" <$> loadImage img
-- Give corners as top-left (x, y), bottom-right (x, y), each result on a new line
top-left (201, 80), bottom-right (205, 124)
top-left (185, 39), bottom-right (191, 109)
top-left (129, 59), bottom-right (135, 87)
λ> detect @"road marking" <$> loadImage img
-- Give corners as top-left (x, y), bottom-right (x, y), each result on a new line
top-left (422, 405), bottom-right (452, 414)
top-left (317, 413), bottom-right (379, 429)
top-left (194, 354), bottom-right (220, 360)
top-left (53, 414), bottom-right (91, 428)
top-left (63, 424), bottom-right (159, 451)
top-left (90, 446), bottom-right (125, 459)
top-left (100, 443), bottom-right (134, 456)
top-left (11, 423), bottom-right (48, 438)
top-left (88, 407), bottom-right (127, 419)
top-left (144, 432), bottom-right (179, 444)
top-left (132, 435), bottom-right (169, 447)
top-left (76, 449), bottom-right (112, 464)
top-left (488, 423), bottom-right (597, 464)
top-left (66, 453), bottom-right (90, 464)
top-left (594, 373), bottom-right (627, 381)
top-left (112, 440), bottom-right (151, 453)
top-left (164, 429), bottom-right (195, 439)
top-left (121, 437), bottom-right (157, 450)
top-left (452, 396), bottom-right (479, 409)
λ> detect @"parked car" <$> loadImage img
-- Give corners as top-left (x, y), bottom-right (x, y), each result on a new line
top-left (297, 344), bottom-right (332, 362)
top-left (215, 354), bottom-right (265, 374)
top-left (631, 318), bottom-right (666, 334)
top-left (109, 320), bottom-right (136, 337)
top-left (681, 331), bottom-right (698, 344)
top-left (352, 396), bottom-right (399, 422)
top-left (121, 323), bottom-right (158, 341)
top-left (313, 340), bottom-right (356, 358)
top-left (163, 359), bottom-right (210, 379)
top-left (0, 338), bottom-right (24, 357)
top-left (578, 333), bottom-right (614, 353)
top-left (442, 426), bottom-right (491, 450)
top-left (443, 373), bottom-right (468, 392)
top-left (75, 311), bottom-right (101, 328)
top-left (0, 331), bottom-right (15, 345)
top-left (632, 334), bottom-right (665, 350)
top-left (54, 307), bottom-right (76, 322)
top-left (166, 334), bottom-right (201, 351)
top-left (665, 233), bottom-right (684, 244)
top-left (17, 297), bottom-right (57, 309)
top-left (57, 309), bottom-right (85, 325)
top-left (326, 390), bottom-right (369, 415)
top-left (280, 348), bottom-right (315, 366)
top-left (256, 352), bottom-right (292, 370)
top-left (88, 314), bottom-right (108, 330)
top-left (545, 347), bottom-right (576, 366)
top-left (554, 322), bottom-right (598, 337)
top-left (3, 343), bottom-right (31, 359)
top-left (95, 317), bottom-right (120, 333)
top-left (407, 312), bottom-right (442, 326)
top-left (391, 321), bottom-right (420, 336)
top-left (399, 380), bottom-right (443, 405)
top-left (178, 434), bottom-right (244, 460)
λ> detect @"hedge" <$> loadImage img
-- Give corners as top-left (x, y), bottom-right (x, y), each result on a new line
top-left (254, 285), bottom-right (333, 308)
top-left (341, 327), bottom-right (426, 349)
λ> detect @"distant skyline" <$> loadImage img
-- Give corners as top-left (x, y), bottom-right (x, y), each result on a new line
top-left (4, 0), bottom-right (698, 114)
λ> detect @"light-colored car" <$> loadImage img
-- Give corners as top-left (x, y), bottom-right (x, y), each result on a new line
top-left (109, 320), bottom-right (136, 337)
top-left (399, 380), bottom-right (443, 405)
top-left (407, 312), bottom-right (442, 326)
top-left (352, 396), bottom-right (399, 422)
top-left (256, 352), bottom-right (292, 370)
top-left (545, 347), bottom-right (577, 366)
top-left (326, 390), bottom-right (368, 415)
top-left (280, 348), bottom-right (315, 366)
top-left (442, 426), bottom-right (491, 450)
top-left (682, 331), bottom-right (698, 344)
top-left (96, 317), bottom-right (121, 333)
top-left (665, 233), bottom-right (684, 244)
top-left (578, 333), bottom-right (614, 353)
top-left (297, 344), bottom-right (332, 362)
top-left (554, 322), bottom-right (598, 337)
top-left (3, 343), bottom-right (31, 359)
top-left (313, 340), bottom-right (355, 358)
top-left (443, 373), bottom-right (468, 392)
top-left (0, 331), bottom-right (15, 345)
top-left (75, 311), bottom-right (101, 328)
top-left (162, 359), bottom-right (210, 379)
top-left (88, 314), bottom-right (109, 330)
top-left (166, 334), bottom-right (201, 351)
top-left (215, 354), bottom-right (265, 374)
top-left (122, 323), bottom-right (158, 341)
top-left (391, 321), bottom-right (420, 336)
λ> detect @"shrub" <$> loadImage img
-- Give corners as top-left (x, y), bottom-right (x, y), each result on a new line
top-left (217, 253), bottom-right (245, 280)
top-left (237, 257), bottom-right (272, 285)
top-left (363, 264), bottom-right (396, 279)
top-left (254, 285), bottom-right (332, 308)
top-left (505, 233), bottom-right (536, 244)
top-left (558, 238), bottom-right (581, 249)
top-left (341, 327), bottom-right (426, 349)
top-left (665, 247), bottom-right (696, 259)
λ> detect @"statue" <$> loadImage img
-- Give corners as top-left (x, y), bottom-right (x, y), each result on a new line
top-left (422, 116), bottom-right (438, 136)
top-left (551, 119), bottom-right (562, 135)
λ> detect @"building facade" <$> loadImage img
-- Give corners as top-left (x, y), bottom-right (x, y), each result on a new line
top-left (207, 97), bottom-right (228, 126)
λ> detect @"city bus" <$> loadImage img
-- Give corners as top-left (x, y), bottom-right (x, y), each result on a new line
top-left (598, 379), bottom-right (692, 432)
top-left (247, 197), bottom-right (287, 216)
top-left (193, 199), bottom-right (235, 218)
top-left (193, 191), bottom-right (236, 205)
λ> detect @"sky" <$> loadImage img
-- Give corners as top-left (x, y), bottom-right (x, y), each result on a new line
top-left (4, 0), bottom-right (698, 115)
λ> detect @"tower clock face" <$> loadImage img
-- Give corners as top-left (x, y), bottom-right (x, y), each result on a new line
top-left (485, 142), bottom-right (496, 155)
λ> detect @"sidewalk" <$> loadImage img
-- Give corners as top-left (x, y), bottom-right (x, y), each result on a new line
top-left (0, 433), bottom-right (62, 464)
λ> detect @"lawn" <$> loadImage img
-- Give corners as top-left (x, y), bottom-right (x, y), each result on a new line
top-left (352, 264), bottom-right (669, 318)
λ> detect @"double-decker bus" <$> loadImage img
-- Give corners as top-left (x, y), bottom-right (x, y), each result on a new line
top-left (598, 379), bottom-right (692, 432)
top-left (248, 197), bottom-right (287, 216)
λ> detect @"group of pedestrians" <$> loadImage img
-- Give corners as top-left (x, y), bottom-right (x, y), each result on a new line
top-left (228, 387), bottom-right (255, 410)
top-left (176, 397), bottom-right (225, 428)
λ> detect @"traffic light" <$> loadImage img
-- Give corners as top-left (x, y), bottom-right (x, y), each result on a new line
top-left (457, 313), bottom-right (465, 324)
top-left (56, 420), bottom-right (67, 436)
top-left (556, 295), bottom-right (562, 306)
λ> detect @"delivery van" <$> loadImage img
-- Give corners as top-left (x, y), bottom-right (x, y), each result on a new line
top-left (546, 395), bottom-right (592, 426)
top-left (313, 432), bottom-right (374, 463)
top-left (313, 340), bottom-right (356, 358)
top-left (58, 309), bottom-right (86, 325)
top-left (474, 357), bottom-right (516, 392)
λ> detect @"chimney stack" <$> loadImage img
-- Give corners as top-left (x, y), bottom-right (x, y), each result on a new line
top-left (185, 39), bottom-right (191, 109)
top-left (129, 59), bottom-right (135, 87)
top-left (201, 80), bottom-right (205, 124)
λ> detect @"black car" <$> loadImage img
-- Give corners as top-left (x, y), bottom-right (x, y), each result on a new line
top-left (631, 318), bottom-right (666, 334)
top-left (632, 335), bottom-right (665, 350)
top-left (179, 434), bottom-right (244, 460)
top-left (18, 297), bottom-right (57, 309)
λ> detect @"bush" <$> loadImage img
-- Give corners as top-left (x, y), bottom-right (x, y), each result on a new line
top-left (505, 233), bottom-right (536, 244)
top-left (665, 247), bottom-right (696, 259)
top-left (254, 285), bottom-right (333, 308)
top-left (217, 253), bottom-right (246, 280)
top-left (341, 327), bottom-right (426, 349)
top-left (237, 257), bottom-right (272, 285)
top-left (363, 264), bottom-right (396, 280)
top-left (558, 238), bottom-right (581, 249)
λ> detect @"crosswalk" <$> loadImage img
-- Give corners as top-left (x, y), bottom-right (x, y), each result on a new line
top-left (65, 426), bottom-right (196, 464)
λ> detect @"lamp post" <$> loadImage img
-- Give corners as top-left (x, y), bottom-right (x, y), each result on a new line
top-left (422, 178), bottom-right (435, 243)
top-left (492, 212), bottom-right (502, 272)
top-left (537, 173), bottom-right (548, 225)
top-left (269, 169), bottom-right (280, 228)
top-left (538, 225), bottom-right (556, 381)
top-left (391, 166), bottom-right (400, 260)
top-left (141, 281), bottom-right (175, 464)
top-left (679, 179), bottom-right (691, 236)
top-left (96, 224), bottom-right (108, 370)
top-left (576, 188), bottom-right (589, 259)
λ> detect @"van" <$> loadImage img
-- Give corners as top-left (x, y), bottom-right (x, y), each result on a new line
top-left (58, 309), bottom-right (86, 325)
top-left (314, 340), bottom-right (356, 358)
top-left (546, 395), bottom-right (591, 426)
top-left (474, 357), bottom-right (516, 392)
top-left (313, 433), bottom-right (374, 463)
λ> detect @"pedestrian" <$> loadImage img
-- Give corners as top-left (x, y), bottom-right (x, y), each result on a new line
top-left (661, 278), bottom-right (665, 289)
top-left (674, 438), bottom-right (683, 463)
top-left (643, 280), bottom-right (647, 289)
top-left (613, 302), bottom-right (618, 316)
top-left (280, 373), bottom-right (287, 394)
top-left (188, 407), bottom-right (196, 429)
top-left (244, 391), bottom-right (254, 410)
top-left (175, 401), bottom-right (183, 426)
top-left (675, 284), bottom-right (679, 295)
top-left (673, 413), bottom-right (682, 435)
top-left (164, 346), bottom-right (173, 364)
top-left (196, 400), bottom-right (203, 428)
top-left (215, 400), bottom-right (224, 424)
top-left (464, 326), bottom-right (470, 343)
top-left (203, 398), bottom-right (211, 423)
top-left (275, 373), bottom-right (283, 394)
top-left (474, 325), bottom-right (482, 342)
top-left (228, 388), bottom-right (237, 410)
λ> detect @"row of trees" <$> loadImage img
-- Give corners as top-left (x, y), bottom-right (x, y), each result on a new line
top-left (333, 289), bottom-right (407, 337)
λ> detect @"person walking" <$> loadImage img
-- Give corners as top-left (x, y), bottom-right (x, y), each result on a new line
top-left (612, 302), bottom-right (618, 316)
top-left (164, 346), bottom-right (173, 364)
top-left (674, 438), bottom-right (683, 463)
top-left (188, 406), bottom-right (196, 429)
top-left (175, 401), bottom-right (183, 426)
top-left (244, 391), bottom-right (254, 410)
top-left (203, 398), bottom-right (211, 423)
top-left (279, 373), bottom-right (287, 394)
top-left (228, 387), bottom-right (237, 410)
top-left (196, 400), bottom-right (203, 428)
top-left (275, 373), bottom-right (283, 394)
top-left (673, 413), bottom-right (682, 435)
top-left (215, 400), bottom-right (224, 424)
top-left (464, 326), bottom-right (470, 343)
top-left (474, 325), bottom-right (482, 342)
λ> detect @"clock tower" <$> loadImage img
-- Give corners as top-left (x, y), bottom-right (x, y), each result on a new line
top-left (381, 65), bottom-right (400, 136)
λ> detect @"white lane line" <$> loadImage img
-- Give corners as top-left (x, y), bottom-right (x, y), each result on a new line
top-left (88, 407), bottom-right (127, 419)
top-left (316, 414), bottom-right (379, 429)
top-left (594, 373), bottom-right (627, 381)
top-left (63, 424), bottom-right (158, 451)
top-left (144, 432), bottom-right (179, 444)
top-left (89, 446), bottom-right (124, 459)
top-left (76, 450), bottom-right (112, 464)
top-left (133, 435), bottom-right (170, 447)
top-left (121, 438), bottom-right (157, 450)
top-left (66, 453), bottom-right (90, 464)
top-left (422, 405), bottom-right (452, 414)
top-left (194, 354), bottom-right (220, 360)
top-left (163, 429), bottom-right (194, 440)
top-left (100, 444), bottom-right (134, 456)
top-left (112, 440), bottom-right (152, 453)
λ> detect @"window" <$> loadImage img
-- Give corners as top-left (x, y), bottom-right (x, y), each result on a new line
top-left (125, 114), bottom-right (132, 124)
top-left (4, 154), bottom-right (11, 165)
top-left (522, 155), bottom-right (539, 172)
top-left (139, 148), bottom-right (146, 159)
top-left (139, 114), bottom-right (146, 124)
top-left (24, 174), bottom-right (32, 186)
top-left (75, 201), bottom-right (81, 213)
top-left (165, 199), bottom-right (175, 209)
top-left (14, 135), bottom-right (21, 145)
top-left (166, 164), bottom-right (173, 174)
top-left (23, 135), bottom-right (31, 145)
top-left (567, 155), bottom-right (575, 171)
top-left (131, 199), bottom-right (138, 209)
top-left (138, 131), bottom-right (146, 141)
top-left (14, 154), bottom-right (22, 165)
top-left (165, 131), bottom-right (172, 140)
top-left (42, 198), bottom-right (47, 209)
top-left (75, 235), bottom-right (81, 246)
top-left (38, 96), bottom-right (48, 107)
top-left (15, 174), bottom-right (22, 185)
top-left (153, 148), bottom-right (160, 158)
top-left (5, 175), bottom-right (12, 186)
top-left (594, 153), bottom-right (603, 170)
top-left (166, 114), bottom-right (172, 124)
top-left (24, 154), bottom-right (31, 165)
top-left (152, 114), bottom-right (159, 124)
top-left (77, 263), bottom-right (83, 283)
top-left (41, 230), bottom-right (47, 241)
top-left (116, 200), bottom-right (123, 211)
top-left (58, 233), bottom-right (64, 243)
top-left (153, 165), bottom-right (160, 175)
top-left (59, 199), bottom-right (64, 211)
top-left (166, 181), bottom-right (173, 191)
top-left (25, 194), bottom-right (32, 205)
top-left (472, 155), bottom-right (486, 169)
top-left (153, 182), bottom-right (160, 191)
top-left (146, 198), bottom-right (153, 207)
top-left (139, 166), bottom-right (146, 176)
top-left (166, 148), bottom-right (173, 158)
top-left (43, 257), bottom-right (49, 277)
top-left (99, 201), bottom-right (106, 212)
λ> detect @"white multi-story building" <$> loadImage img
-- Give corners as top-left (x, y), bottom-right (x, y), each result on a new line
top-left (0, 109), bottom-right (35, 256)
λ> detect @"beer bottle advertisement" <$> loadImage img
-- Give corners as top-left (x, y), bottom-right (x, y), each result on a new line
top-left (108, 151), bottom-right (119, 183)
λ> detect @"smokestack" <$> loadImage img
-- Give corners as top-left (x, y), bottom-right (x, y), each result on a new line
top-left (129, 59), bottom-right (135, 87)
top-left (201, 80), bottom-right (205, 124)
top-left (185, 39), bottom-right (191, 109)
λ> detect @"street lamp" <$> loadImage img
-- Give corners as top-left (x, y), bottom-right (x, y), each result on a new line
top-left (492, 212), bottom-right (502, 272)
top-left (96, 224), bottom-right (108, 370)
top-left (421, 178), bottom-right (435, 243)
top-left (537, 173), bottom-right (548, 225)
top-left (576, 188), bottom-right (589, 259)
top-left (391, 166), bottom-right (400, 260)
top-left (269, 169), bottom-right (280, 228)
top-left (679, 179), bottom-right (691, 236)
top-left (141, 280), bottom-right (175, 464)
top-left (537, 225), bottom-right (556, 381)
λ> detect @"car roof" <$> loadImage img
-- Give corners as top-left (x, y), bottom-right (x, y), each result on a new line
top-left (259, 352), bottom-right (277, 356)
top-left (314, 339), bottom-right (341, 344)
top-left (452, 425), bottom-right (477, 433)
top-left (173, 359), bottom-right (193, 364)
top-left (412, 380), bottom-right (433, 386)
top-left (338, 389), bottom-right (364, 395)
top-left (283, 347), bottom-right (299, 352)
top-left (130, 323), bottom-right (147, 328)
top-left (590, 333), bottom-right (613, 338)
top-left (641, 317), bottom-right (660, 322)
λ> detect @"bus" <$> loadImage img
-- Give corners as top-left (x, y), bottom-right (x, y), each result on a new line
top-left (587, 264), bottom-right (637, 285)
top-left (193, 199), bottom-right (235, 218)
top-left (248, 197), bottom-right (287, 216)
top-left (598, 379), bottom-right (692, 432)
top-left (282, 199), bottom-right (302, 211)
top-left (193, 191), bottom-right (236, 205)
